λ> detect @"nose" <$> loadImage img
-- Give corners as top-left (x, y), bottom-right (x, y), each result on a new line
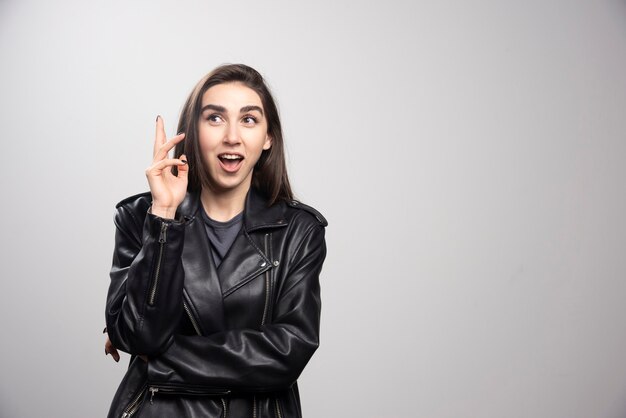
top-left (224, 123), bottom-right (241, 145)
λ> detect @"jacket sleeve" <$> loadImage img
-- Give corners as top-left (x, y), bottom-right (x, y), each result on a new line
top-left (105, 203), bottom-right (187, 356)
top-left (146, 223), bottom-right (327, 393)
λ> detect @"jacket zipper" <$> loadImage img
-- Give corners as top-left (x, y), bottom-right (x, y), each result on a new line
top-left (275, 397), bottom-right (283, 418)
top-left (120, 384), bottom-right (147, 418)
top-left (146, 384), bottom-right (231, 401)
top-left (183, 300), bottom-right (202, 336)
top-left (221, 397), bottom-right (228, 418)
top-left (149, 387), bottom-right (159, 404)
top-left (261, 233), bottom-right (271, 326)
top-left (262, 235), bottom-right (282, 418)
top-left (148, 222), bottom-right (168, 305)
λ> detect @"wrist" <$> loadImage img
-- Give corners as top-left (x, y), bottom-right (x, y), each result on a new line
top-left (150, 205), bottom-right (177, 220)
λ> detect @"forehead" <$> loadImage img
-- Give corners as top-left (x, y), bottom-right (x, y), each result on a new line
top-left (201, 82), bottom-right (263, 109)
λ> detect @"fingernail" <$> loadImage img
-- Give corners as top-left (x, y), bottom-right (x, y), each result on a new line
top-left (156, 115), bottom-right (160, 122)
top-left (181, 159), bottom-right (187, 164)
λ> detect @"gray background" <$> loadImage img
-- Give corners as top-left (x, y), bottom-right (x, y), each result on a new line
top-left (1, 0), bottom-right (625, 417)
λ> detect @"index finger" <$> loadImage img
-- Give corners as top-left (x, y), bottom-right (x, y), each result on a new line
top-left (153, 133), bottom-right (186, 163)
top-left (153, 115), bottom-right (167, 158)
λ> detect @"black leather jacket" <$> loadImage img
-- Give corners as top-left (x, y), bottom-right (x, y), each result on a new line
top-left (105, 187), bottom-right (327, 418)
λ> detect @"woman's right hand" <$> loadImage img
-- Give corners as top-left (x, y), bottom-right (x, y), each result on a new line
top-left (146, 116), bottom-right (188, 219)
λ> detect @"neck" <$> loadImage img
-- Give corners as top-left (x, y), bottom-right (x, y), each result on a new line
top-left (200, 184), bottom-right (250, 222)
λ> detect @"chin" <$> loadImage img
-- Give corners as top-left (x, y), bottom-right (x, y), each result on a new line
top-left (210, 173), bottom-right (253, 193)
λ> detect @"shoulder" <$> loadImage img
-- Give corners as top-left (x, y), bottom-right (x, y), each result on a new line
top-left (113, 191), bottom-right (152, 231)
top-left (283, 198), bottom-right (328, 228)
top-left (115, 191), bottom-right (152, 210)
top-left (281, 199), bottom-right (327, 261)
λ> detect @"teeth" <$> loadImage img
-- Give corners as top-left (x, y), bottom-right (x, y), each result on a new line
top-left (220, 154), bottom-right (242, 160)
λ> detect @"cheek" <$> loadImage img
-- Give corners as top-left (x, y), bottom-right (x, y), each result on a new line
top-left (249, 132), bottom-right (270, 152)
top-left (198, 130), bottom-right (221, 153)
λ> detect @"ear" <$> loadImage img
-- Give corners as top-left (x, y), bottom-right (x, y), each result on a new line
top-left (263, 135), bottom-right (272, 150)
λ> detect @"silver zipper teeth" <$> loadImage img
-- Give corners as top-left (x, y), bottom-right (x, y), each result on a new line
top-left (261, 234), bottom-right (271, 326)
top-left (148, 222), bottom-right (168, 305)
top-left (183, 301), bottom-right (202, 336)
top-left (291, 387), bottom-right (301, 417)
top-left (221, 397), bottom-right (228, 418)
top-left (253, 395), bottom-right (257, 418)
top-left (275, 397), bottom-right (282, 418)
top-left (121, 385), bottom-right (147, 418)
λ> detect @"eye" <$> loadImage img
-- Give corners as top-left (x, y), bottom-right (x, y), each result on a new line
top-left (206, 113), bottom-right (224, 123)
top-left (242, 115), bottom-right (258, 125)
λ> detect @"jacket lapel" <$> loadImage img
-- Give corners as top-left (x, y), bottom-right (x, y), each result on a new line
top-left (218, 188), bottom-right (289, 297)
top-left (174, 188), bottom-right (289, 332)
top-left (176, 191), bottom-right (226, 335)
top-left (217, 230), bottom-right (272, 297)
top-left (182, 215), bottom-right (227, 335)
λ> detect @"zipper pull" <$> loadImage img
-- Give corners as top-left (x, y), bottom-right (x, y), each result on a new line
top-left (149, 387), bottom-right (159, 404)
top-left (158, 223), bottom-right (168, 243)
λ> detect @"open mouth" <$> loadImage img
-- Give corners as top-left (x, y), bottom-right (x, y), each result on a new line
top-left (218, 153), bottom-right (244, 172)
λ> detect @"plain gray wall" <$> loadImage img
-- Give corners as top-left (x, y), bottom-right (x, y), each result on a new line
top-left (1, 0), bottom-right (625, 417)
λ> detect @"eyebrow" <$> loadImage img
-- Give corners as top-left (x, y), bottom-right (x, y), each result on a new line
top-left (200, 104), bottom-right (264, 116)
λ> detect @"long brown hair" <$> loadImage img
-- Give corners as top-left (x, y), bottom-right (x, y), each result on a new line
top-left (174, 64), bottom-right (293, 205)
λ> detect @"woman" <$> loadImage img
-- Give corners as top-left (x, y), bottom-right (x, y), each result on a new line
top-left (104, 64), bottom-right (327, 418)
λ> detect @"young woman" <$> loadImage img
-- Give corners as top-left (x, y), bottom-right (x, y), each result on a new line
top-left (104, 64), bottom-right (327, 418)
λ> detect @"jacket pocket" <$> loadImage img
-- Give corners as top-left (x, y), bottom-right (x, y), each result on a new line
top-left (146, 384), bottom-right (230, 399)
top-left (145, 385), bottom-right (231, 417)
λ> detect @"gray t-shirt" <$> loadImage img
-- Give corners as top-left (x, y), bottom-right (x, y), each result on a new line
top-left (200, 208), bottom-right (243, 268)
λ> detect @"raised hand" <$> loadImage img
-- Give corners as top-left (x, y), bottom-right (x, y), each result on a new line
top-left (145, 116), bottom-right (188, 219)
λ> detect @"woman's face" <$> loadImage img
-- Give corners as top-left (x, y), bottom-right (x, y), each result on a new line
top-left (198, 82), bottom-right (271, 194)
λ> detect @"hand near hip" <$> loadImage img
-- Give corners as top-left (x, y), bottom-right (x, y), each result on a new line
top-left (104, 333), bottom-right (120, 362)
top-left (146, 116), bottom-right (188, 219)
top-left (105, 334), bottom-right (148, 363)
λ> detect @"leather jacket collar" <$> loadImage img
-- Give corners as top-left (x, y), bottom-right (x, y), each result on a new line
top-left (176, 187), bottom-right (289, 232)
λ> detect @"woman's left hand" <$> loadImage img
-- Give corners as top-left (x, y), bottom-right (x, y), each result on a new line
top-left (105, 334), bottom-right (148, 363)
top-left (104, 333), bottom-right (120, 362)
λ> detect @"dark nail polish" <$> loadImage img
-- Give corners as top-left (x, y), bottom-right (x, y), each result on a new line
top-left (156, 115), bottom-right (160, 122)
top-left (181, 159), bottom-right (187, 164)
